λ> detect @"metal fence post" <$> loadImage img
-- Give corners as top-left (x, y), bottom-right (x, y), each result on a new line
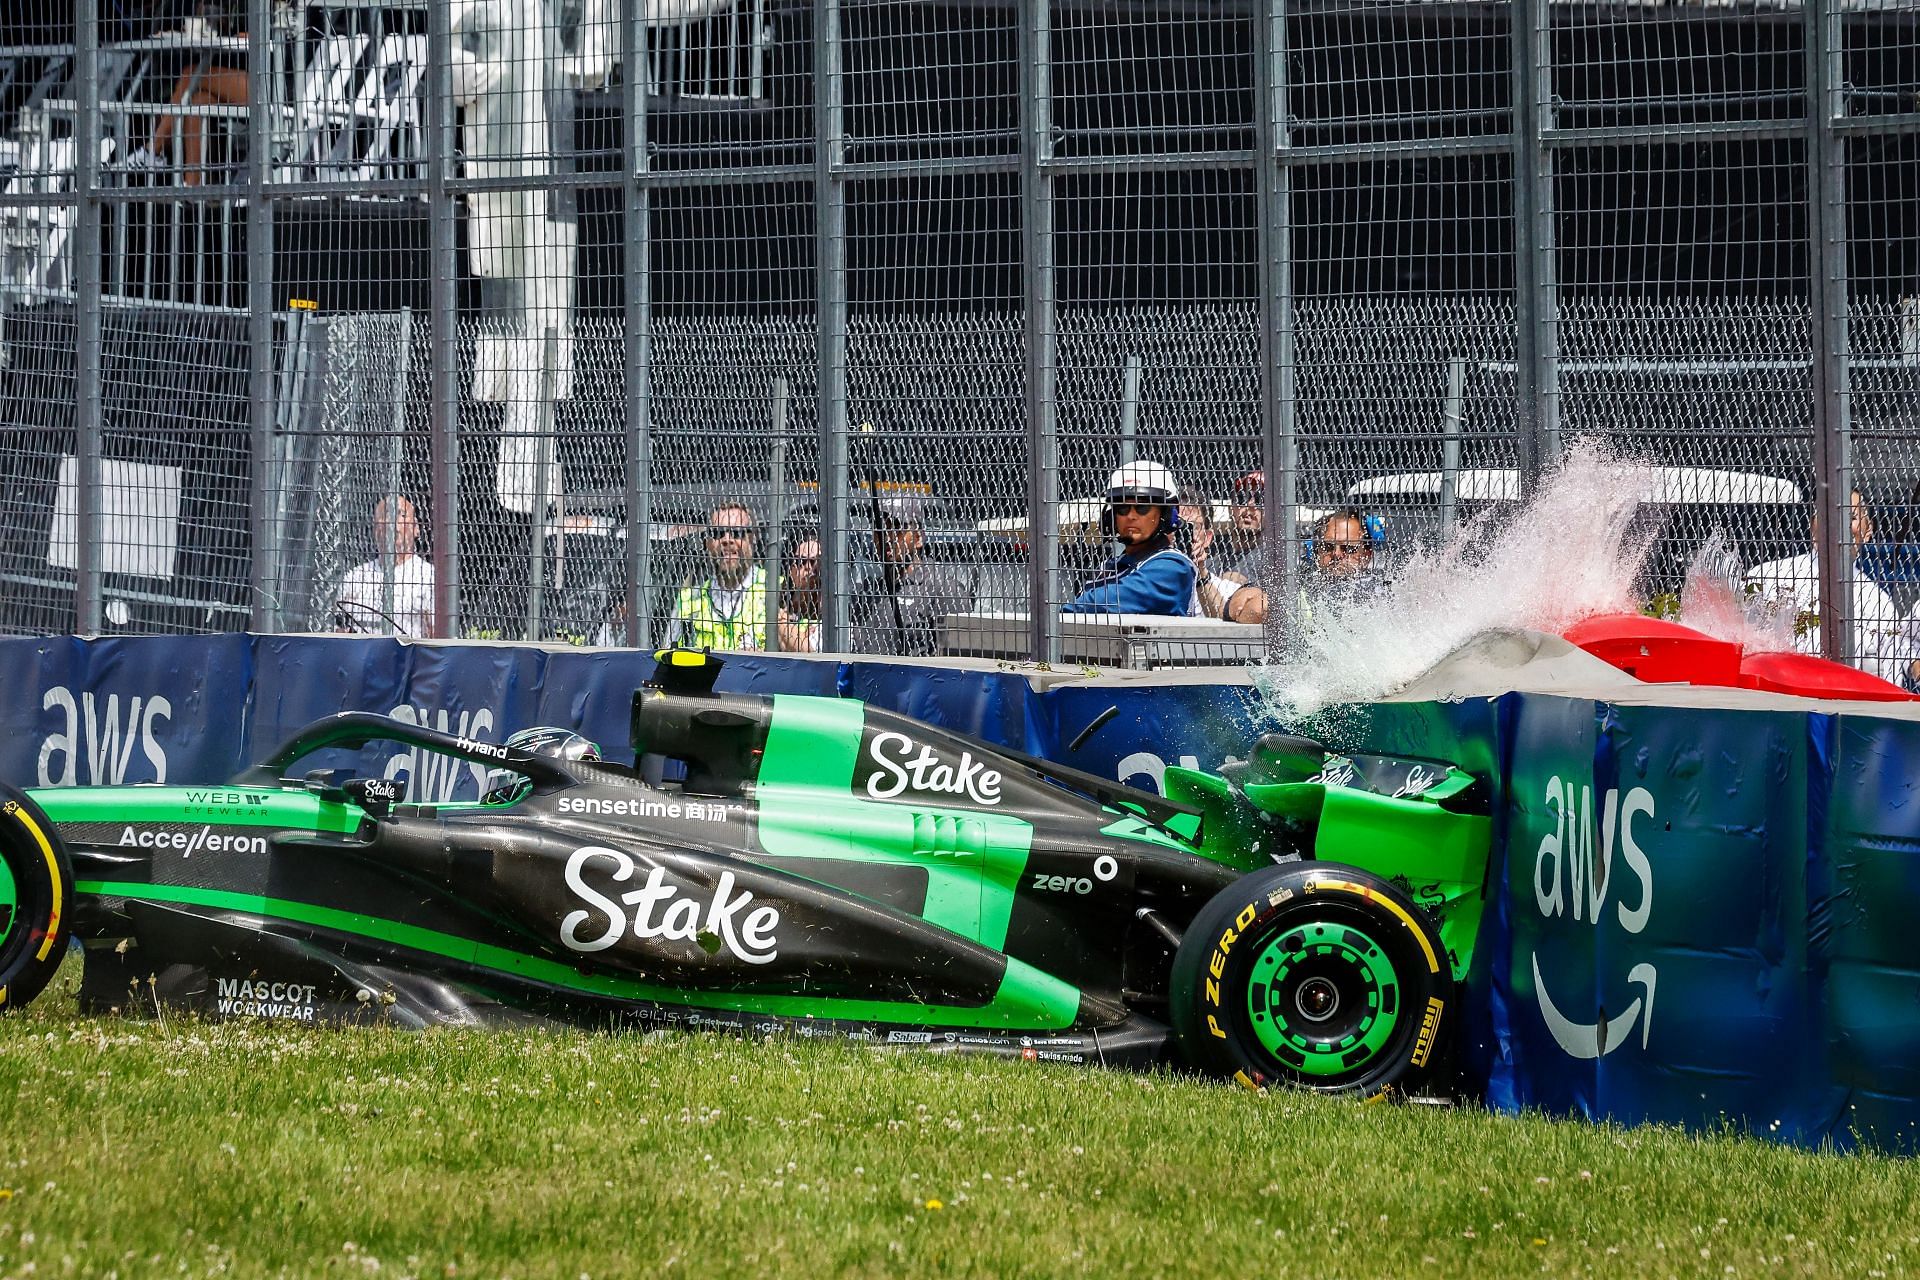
top-left (814, 0), bottom-right (850, 652)
top-left (1255, 0), bottom-right (1298, 651)
top-left (247, 0), bottom-right (276, 631)
top-left (73, 0), bottom-right (104, 635)
top-left (1441, 354), bottom-right (1467, 534)
top-left (764, 423), bottom-right (789, 652)
top-left (528, 328), bottom-right (558, 641)
top-left (623, 0), bottom-right (655, 649)
top-left (386, 306), bottom-right (415, 627)
top-left (1020, 0), bottom-right (1059, 664)
top-left (426, 0), bottom-right (460, 638)
top-left (1511, 0), bottom-right (1561, 488)
top-left (1805, 0), bottom-right (1852, 664)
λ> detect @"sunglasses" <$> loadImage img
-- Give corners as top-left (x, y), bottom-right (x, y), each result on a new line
top-left (1318, 540), bottom-right (1369, 556)
top-left (1233, 486), bottom-right (1265, 503)
top-left (706, 525), bottom-right (752, 541)
top-left (1110, 500), bottom-right (1162, 517)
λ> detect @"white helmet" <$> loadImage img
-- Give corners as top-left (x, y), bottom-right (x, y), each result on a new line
top-left (1106, 460), bottom-right (1178, 503)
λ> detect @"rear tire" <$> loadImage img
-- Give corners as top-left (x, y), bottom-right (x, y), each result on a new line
top-left (1170, 863), bottom-right (1449, 1097)
top-left (0, 785), bottom-right (73, 1012)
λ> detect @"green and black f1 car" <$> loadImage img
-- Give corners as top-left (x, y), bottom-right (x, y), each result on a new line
top-left (0, 651), bottom-right (1490, 1095)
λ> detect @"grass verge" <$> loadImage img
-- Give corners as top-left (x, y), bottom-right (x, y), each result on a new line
top-left (0, 990), bottom-right (1913, 1279)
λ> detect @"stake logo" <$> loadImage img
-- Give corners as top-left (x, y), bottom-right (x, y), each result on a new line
top-left (561, 845), bottom-right (781, 965)
top-left (864, 731), bottom-right (1004, 806)
top-left (1530, 776), bottom-right (1657, 1059)
top-left (1308, 758), bottom-right (1358, 788)
top-left (1392, 764), bottom-right (1439, 799)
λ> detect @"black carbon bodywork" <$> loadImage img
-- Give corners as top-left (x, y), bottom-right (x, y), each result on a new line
top-left (40, 677), bottom-right (1258, 1064)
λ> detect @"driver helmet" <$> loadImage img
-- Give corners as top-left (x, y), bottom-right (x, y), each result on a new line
top-left (481, 726), bottom-right (603, 804)
top-left (1105, 460), bottom-right (1181, 539)
top-left (506, 725), bottom-right (602, 762)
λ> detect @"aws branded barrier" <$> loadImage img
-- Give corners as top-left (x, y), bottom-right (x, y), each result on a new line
top-left (2, 633), bottom-right (1916, 1152)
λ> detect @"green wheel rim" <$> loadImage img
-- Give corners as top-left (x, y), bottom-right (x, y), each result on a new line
top-left (0, 853), bottom-right (15, 952)
top-left (1246, 921), bottom-right (1400, 1077)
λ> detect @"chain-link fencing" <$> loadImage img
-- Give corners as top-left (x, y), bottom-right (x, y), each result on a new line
top-left (1, 1), bottom-right (1916, 676)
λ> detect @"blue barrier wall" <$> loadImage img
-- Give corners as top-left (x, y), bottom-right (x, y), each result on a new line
top-left (3, 634), bottom-right (1915, 1151)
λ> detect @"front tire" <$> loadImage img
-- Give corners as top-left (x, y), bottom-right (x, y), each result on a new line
top-left (1170, 863), bottom-right (1449, 1096)
top-left (0, 785), bottom-right (72, 1012)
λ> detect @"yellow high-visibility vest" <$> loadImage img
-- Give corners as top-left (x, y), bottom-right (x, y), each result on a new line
top-left (670, 568), bottom-right (768, 651)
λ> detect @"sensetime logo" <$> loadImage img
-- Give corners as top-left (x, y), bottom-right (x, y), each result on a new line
top-left (560, 846), bottom-right (780, 965)
top-left (1530, 775), bottom-right (1657, 1059)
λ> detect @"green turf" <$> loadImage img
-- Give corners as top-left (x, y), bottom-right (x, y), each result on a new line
top-left (0, 992), bottom-right (1914, 1278)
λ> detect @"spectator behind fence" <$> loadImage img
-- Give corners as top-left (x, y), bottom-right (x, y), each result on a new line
top-left (336, 494), bottom-right (436, 637)
top-left (1182, 485), bottom-right (1261, 623)
top-left (127, 2), bottom-right (250, 187)
top-left (1215, 507), bottom-right (1386, 630)
top-left (1304, 508), bottom-right (1384, 600)
top-left (778, 531), bottom-right (824, 653)
top-left (1217, 470), bottom-right (1266, 587)
top-left (1065, 461), bottom-right (1196, 617)
top-left (1285, 506), bottom-right (1388, 625)
top-left (666, 502), bottom-right (767, 651)
top-left (1745, 488), bottom-right (1905, 682)
top-left (850, 496), bottom-right (972, 657)
top-left (1859, 478), bottom-right (1920, 615)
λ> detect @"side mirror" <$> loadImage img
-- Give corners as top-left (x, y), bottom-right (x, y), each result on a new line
top-left (344, 776), bottom-right (408, 817)
top-left (300, 768), bottom-right (348, 801)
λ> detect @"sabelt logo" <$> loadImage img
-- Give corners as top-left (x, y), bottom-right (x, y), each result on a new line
top-left (561, 846), bottom-right (780, 965)
top-left (865, 731), bottom-right (1004, 806)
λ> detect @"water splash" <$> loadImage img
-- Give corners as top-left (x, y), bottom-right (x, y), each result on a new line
top-left (1677, 530), bottom-right (1795, 652)
top-left (1259, 441), bottom-right (1665, 722)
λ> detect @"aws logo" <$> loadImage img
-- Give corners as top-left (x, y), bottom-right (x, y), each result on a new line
top-left (1530, 776), bottom-right (1657, 1060)
top-left (37, 686), bottom-right (172, 785)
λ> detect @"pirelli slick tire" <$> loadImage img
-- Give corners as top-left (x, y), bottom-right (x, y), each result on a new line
top-left (1170, 863), bottom-right (1449, 1097)
top-left (0, 784), bottom-right (72, 1013)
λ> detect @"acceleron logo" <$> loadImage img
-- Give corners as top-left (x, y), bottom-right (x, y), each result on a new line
top-left (1528, 776), bottom-right (1658, 1060)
